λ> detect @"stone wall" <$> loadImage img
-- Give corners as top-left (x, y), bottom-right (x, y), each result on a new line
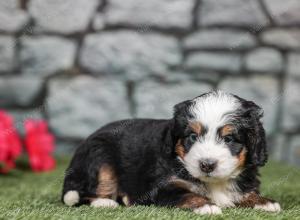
top-left (0, 0), bottom-right (300, 165)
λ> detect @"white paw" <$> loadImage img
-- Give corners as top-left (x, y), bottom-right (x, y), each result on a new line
top-left (194, 204), bottom-right (222, 215)
top-left (254, 202), bottom-right (281, 212)
top-left (90, 198), bottom-right (119, 208)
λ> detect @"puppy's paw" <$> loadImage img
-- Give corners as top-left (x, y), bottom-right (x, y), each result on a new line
top-left (90, 198), bottom-right (119, 208)
top-left (194, 204), bottom-right (222, 215)
top-left (254, 202), bottom-right (281, 212)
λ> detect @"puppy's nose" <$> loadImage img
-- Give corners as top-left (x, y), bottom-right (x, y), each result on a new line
top-left (199, 159), bottom-right (217, 173)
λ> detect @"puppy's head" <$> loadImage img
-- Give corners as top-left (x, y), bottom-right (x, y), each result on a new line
top-left (173, 91), bottom-right (267, 183)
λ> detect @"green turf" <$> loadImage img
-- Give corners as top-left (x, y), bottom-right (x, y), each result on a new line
top-left (1, 159), bottom-right (299, 220)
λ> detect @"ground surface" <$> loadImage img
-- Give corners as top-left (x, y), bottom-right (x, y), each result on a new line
top-left (0, 159), bottom-right (299, 220)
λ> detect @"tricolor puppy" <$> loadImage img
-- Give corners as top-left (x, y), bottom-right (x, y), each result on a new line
top-left (62, 91), bottom-right (281, 215)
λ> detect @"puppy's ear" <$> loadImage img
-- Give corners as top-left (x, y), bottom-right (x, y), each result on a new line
top-left (173, 100), bottom-right (193, 120)
top-left (172, 100), bottom-right (193, 138)
top-left (241, 100), bottom-right (268, 167)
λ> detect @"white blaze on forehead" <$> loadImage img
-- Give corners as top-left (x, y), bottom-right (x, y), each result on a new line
top-left (189, 91), bottom-right (240, 127)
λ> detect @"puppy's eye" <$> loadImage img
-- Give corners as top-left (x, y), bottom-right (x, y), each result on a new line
top-left (189, 133), bottom-right (198, 142)
top-left (224, 135), bottom-right (234, 143)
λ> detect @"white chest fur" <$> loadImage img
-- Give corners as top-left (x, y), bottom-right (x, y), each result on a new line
top-left (206, 181), bottom-right (242, 207)
top-left (169, 177), bottom-right (243, 208)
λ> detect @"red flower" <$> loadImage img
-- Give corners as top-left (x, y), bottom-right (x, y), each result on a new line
top-left (24, 120), bottom-right (56, 172)
top-left (0, 111), bottom-right (22, 173)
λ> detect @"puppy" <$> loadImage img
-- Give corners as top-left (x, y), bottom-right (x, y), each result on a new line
top-left (62, 91), bottom-right (281, 215)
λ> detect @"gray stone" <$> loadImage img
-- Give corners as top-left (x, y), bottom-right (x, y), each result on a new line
top-left (245, 48), bottom-right (283, 73)
top-left (263, 0), bottom-right (300, 25)
top-left (104, 0), bottom-right (195, 29)
top-left (287, 53), bottom-right (300, 77)
top-left (29, 0), bottom-right (100, 34)
top-left (46, 76), bottom-right (131, 139)
top-left (199, 0), bottom-right (269, 27)
top-left (282, 79), bottom-right (300, 131)
top-left (219, 76), bottom-right (279, 134)
top-left (80, 31), bottom-right (181, 80)
top-left (157, 70), bottom-right (220, 84)
top-left (55, 140), bottom-right (79, 156)
top-left (192, 72), bottom-right (221, 84)
top-left (9, 109), bottom-right (43, 135)
top-left (0, 36), bottom-right (15, 72)
top-left (93, 13), bottom-right (105, 30)
top-left (185, 52), bottom-right (241, 73)
top-left (0, 77), bottom-right (43, 107)
top-left (135, 81), bottom-right (212, 118)
top-left (20, 37), bottom-right (76, 77)
top-left (0, 0), bottom-right (30, 32)
top-left (184, 29), bottom-right (257, 50)
top-left (288, 136), bottom-right (300, 166)
top-left (270, 134), bottom-right (287, 162)
top-left (160, 71), bottom-right (191, 83)
top-left (261, 29), bottom-right (300, 49)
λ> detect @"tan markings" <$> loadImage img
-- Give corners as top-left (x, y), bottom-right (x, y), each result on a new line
top-left (169, 177), bottom-right (207, 195)
top-left (169, 178), bottom-right (192, 191)
top-left (220, 124), bottom-right (235, 137)
top-left (96, 164), bottom-right (118, 199)
top-left (175, 139), bottom-right (185, 159)
top-left (237, 192), bottom-right (270, 208)
top-left (178, 193), bottom-right (209, 209)
top-left (189, 122), bottom-right (202, 135)
top-left (238, 148), bottom-right (247, 167)
top-left (118, 191), bottom-right (131, 206)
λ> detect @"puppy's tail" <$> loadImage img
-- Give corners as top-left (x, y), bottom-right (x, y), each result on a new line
top-left (62, 169), bottom-right (87, 207)
top-left (63, 190), bottom-right (80, 207)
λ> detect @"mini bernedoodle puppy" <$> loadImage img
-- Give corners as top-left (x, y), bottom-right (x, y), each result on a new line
top-left (62, 91), bottom-right (281, 215)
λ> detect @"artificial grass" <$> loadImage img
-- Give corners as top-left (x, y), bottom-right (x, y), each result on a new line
top-left (0, 159), bottom-right (299, 220)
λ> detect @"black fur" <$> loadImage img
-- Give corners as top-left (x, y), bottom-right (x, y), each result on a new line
top-left (234, 95), bottom-right (268, 167)
top-left (62, 92), bottom-right (269, 209)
